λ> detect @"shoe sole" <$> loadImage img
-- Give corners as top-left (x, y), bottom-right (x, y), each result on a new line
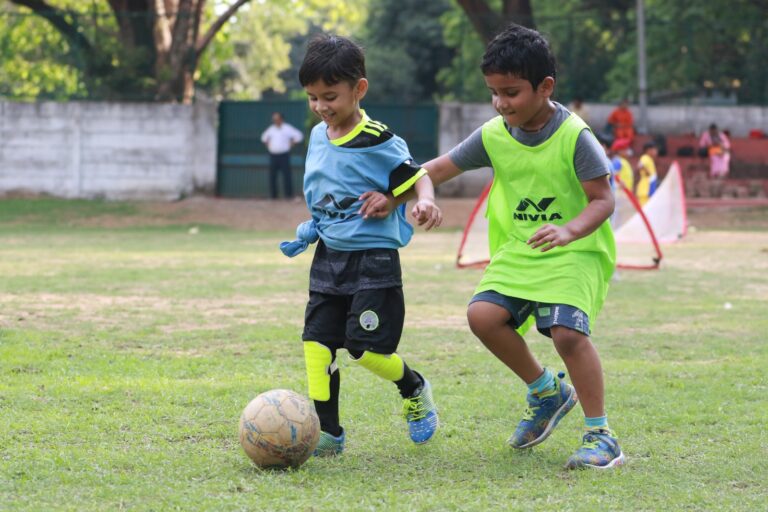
top-left (566, 451), bottom-right (625, 470)
top-left (510, 387), bottom-right (578, 450)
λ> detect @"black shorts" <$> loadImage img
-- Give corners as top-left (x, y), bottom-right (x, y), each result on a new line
top-left (302, 287), bottom-right (405, 354)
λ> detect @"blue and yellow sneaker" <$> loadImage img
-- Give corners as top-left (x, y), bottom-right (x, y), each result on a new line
top-left (402, 376), bottom-right (438, 444)
top-left (313, 428), bottom-right (345, 457)
top-left (565, 428), bottom-right (625, 469)
top-left (508, 372), bottom-right (578, 449)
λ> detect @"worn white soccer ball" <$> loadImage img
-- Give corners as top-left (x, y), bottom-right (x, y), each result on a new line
top-left (238, 389), bottom-right (320, 469)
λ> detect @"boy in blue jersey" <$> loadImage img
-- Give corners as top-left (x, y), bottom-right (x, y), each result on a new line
top-left (362, 24), bottom-right (624, 469)
top-left (283, 34), bottom-right (442, 456)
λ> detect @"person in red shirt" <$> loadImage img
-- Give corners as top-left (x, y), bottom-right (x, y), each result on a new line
top-left (607, 99), bottom-right (635, 143)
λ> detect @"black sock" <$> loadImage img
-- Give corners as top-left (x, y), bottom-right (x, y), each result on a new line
top-left (395, 362), bottom-right (423, 398)
top-left (314, 367), bottom-right (342, 437)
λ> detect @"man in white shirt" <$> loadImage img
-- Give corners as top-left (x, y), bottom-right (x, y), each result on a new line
top-left (261, 112), bottom-right (304, 199)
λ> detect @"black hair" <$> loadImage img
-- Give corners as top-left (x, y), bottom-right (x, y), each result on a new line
top-left (643, 141), bottom-right (657, 151)
top-left (480, 24), bottom-right (556, 90)
top-left (299, 34), bottom-right (366, 87)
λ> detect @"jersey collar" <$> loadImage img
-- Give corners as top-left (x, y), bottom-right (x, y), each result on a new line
top-left (329, 109), bottom-right (370, 146)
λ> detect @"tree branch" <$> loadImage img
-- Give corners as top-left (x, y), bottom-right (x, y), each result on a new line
top-left (502, 0), bottom-right (535, 29)
top-left (454, 0), bottom-right (498, 43)
top-left (192, 0), bottom-right (206, 44)
top-left (9, 0), bottom-right (95, 55)
top-left (195, 0), bottom-right (250, 56)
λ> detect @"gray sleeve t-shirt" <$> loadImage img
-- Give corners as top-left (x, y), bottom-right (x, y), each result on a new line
top-left (448, 102), bottom-right (611, 182)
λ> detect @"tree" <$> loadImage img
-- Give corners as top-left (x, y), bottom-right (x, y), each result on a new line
top-left (7, 0), bottom-right (251, 102)
top-left (362, 0), bottom-right (453, 102)
top-left (0, 3), bottom-right (83, 99)
top-left (455, 0), bottom-right (535, 43)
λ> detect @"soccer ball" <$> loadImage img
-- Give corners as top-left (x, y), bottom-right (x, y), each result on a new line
top-left (238, 389), bottom-right (320, 469)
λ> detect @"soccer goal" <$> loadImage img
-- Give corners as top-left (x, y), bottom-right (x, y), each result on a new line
top-left (456, 161), bottom-right (687, 270)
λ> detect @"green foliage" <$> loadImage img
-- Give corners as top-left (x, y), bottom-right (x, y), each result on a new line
top-left (435, 6), bottom-right (490, 102)
top-left (198, 0), bottom-right (369, 100)
top-left (0, 6), bottom-right (83, 100)
top-left (362, 0), bottom-right (454, 103)
top-left (438, 0), bottom-right (768, 105)
top-left (196, 3), bottom-right (306, 100)
top-left (3, 0), bottom-right (768, 104)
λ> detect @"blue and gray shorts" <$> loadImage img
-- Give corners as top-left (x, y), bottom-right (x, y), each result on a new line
top-left (469, 290), bottom-right (590, 338)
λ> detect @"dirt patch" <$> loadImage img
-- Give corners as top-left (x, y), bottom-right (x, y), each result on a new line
top-left (75, 196), bottom-right (478, 231)
top-left (7, 194), bottom-right (767, 232)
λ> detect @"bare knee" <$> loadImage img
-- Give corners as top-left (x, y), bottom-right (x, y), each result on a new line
top-left (467, 301), bottom-right (509, 339)
top-left (551, 326), bottom-right (591, 358)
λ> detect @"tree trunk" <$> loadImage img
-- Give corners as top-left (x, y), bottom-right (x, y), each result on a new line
top-left (10, 0), bottom-right (250, 103)
top-left (455, 0), bottom-right (536, 43)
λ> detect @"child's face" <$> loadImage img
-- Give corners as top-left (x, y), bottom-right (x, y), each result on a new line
top-left (484, 73), bottom-right (554, 130)
top-left (304, 78), bottom-right (368, 131)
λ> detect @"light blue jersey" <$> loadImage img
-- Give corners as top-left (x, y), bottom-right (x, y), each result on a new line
top-left (303, 121), bottom-right (416, 251)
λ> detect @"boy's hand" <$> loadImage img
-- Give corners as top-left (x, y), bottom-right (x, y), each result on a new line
top-left (359, 191), bottom-right (394, 219)
top-left (412, 199), bottom-right (442, 231)
top-left (527, 224), bottom-right (575, 252)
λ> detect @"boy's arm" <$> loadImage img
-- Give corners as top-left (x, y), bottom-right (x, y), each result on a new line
top-left (359, 154), bottom-right (462, 218)
top-left (527, 175), bottom-right (615, 252)
top-left (410, 173), bottom-right (442, 230)
top-left (358, 170), bottom-right (443, 230)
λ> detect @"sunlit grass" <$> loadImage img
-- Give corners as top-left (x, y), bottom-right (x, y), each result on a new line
top-left (1, 200), bottom-right (767, 510)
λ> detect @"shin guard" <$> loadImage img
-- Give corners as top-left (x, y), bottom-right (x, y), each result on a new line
top-left (304, 342), bottom-right (337, 401)
top-left (352, 351), bottom-right (405, 382)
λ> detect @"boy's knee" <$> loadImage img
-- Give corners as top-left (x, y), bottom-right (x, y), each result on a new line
top-left (467, 302), bottom-right (506, 338)
top-left (551, 326), bottom-right (590, 356)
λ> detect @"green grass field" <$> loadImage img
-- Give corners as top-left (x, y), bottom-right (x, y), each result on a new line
top-left (1, 199), bottom-right (767, 511)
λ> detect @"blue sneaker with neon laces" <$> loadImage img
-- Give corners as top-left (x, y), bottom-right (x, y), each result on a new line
top-left (565, 428), bottom-right (625, 469)
top-left (508, 372), bottom-right (578, 449)
top-left (313, 428), bottom-right (345, 457)
top-left (402, 375), bottom-right (438, 444)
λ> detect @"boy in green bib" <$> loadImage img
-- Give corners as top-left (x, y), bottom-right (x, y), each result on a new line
top-left (361, 24), bottom-right (624, 469)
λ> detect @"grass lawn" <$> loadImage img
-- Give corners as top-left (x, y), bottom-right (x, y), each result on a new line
top-left (1, 199), bottom-right (767, 511)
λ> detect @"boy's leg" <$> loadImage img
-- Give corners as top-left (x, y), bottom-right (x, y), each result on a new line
top-left (304, 341), bottom-right (346, 456)
top-left (468, 294), bottom-right (577, 449)
top-left (350, 350), bottom-right (438, 444)
top-left (549, 324), bottom-right (624, 469)
top-left (348, 350), bottom-right (421, 398)
top-left (304, 341), bottom-right (342, 433)
top-left (347, 287), bottom-right (438, 444)
top-left (467, 300), bottom-right (543, 382)
top-left (302, 292), bottom-right (347, 456)
top-left (550, 326), bottom-right (604, 419)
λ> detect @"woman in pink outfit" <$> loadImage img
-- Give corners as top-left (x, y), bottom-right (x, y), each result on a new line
top-left (699, 123), bottom-right (731, 178)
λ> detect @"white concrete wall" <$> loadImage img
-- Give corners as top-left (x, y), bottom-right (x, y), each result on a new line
top-left (437, 102), bottom-right (768, 197)
top-left (0, 101), bottom-right (218, 200)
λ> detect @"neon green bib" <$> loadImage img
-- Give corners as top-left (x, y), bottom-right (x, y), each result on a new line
top-left (477, 114), bottom-right (616, 323)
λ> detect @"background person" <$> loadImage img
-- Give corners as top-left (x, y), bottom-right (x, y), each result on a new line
top-left (635, 141), bottom-right (658, 206)
top-left (609, 138), bottom-right (634, 193)
top-left (261, 112), bottom-right (304, 199)
top-left (606, 99), bottom-right (635, 143)
top-left (568, 96), bottom-right (590, 126)
top-left (699, 123), bottom-right (731, 178)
